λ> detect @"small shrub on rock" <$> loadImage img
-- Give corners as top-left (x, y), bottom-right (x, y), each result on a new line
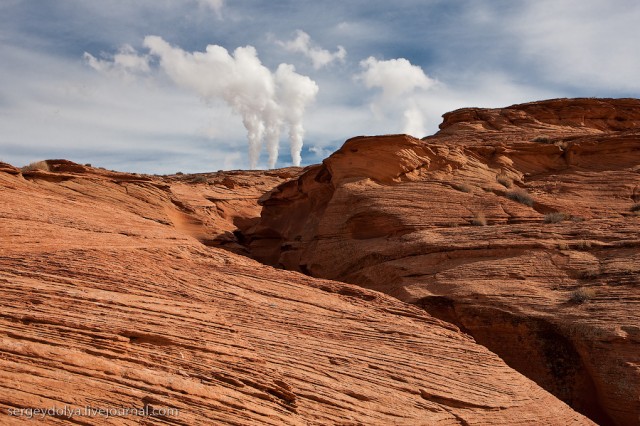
top-left (471, 212), bottom-right (487, 226)
top-left (532, 135), bottom-right (551, 143)
top-left (579, 269), bottom-right (599, 279)
top-left (192, 175), bottom-right (208, 183)
top-left (496, 174), bottom-right (513, 188)
top-left (506, 189), bottom-right (534, 206)
top-left (575, 240), bottom-right (592, 250)
top-left (569, 287), bottom-right (596, 304)
top-left (544, 212), bottom-right (566, 223)
top-left (21, 160), bottom-right (50, 173)
top-left (453, 183), bottom-right (473, 193)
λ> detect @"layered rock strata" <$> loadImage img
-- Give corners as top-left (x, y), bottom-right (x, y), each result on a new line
top-left (0, 160), bottom-right (591, 424)
top-left (246, 98), bottom-right (640, 425)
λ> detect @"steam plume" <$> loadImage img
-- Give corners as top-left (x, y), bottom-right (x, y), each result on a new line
top-left (143, 36), bottom-right (318, 168)
top-left (144, 37), bottom-right (319, 168)
top-left (86, 37), bottom-right (317, 168)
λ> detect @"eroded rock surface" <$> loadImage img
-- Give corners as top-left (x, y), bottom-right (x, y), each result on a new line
top-left (247, 98), bottom-right (640, 425)
top-left (0, 160), bottom-right (590, 424)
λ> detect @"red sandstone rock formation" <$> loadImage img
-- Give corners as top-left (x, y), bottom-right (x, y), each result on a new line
top-left (0, 160), bottom-right (590, 424)
top-left (247, 98), bottom-right (640, 426)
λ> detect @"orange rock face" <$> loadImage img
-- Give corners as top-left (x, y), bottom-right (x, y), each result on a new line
top-left (0, 160), bottom-right (591, 424)
top-left (247, 98), bottom-right (640, 426)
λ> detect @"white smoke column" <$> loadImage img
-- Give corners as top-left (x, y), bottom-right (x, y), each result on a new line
top-left (142, 36), bottom-right (317, 168)
top-left (275, 64), bottom-right (319, 166)
top-left (263, 104), bottom-right (282, 169)
top-left (358, 57), bottom-right (434, 137)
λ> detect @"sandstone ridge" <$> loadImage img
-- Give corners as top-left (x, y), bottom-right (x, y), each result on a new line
top-left (0, 160), bottom-right (591, 424)
top-left (440, 97), bottom-right (640, 133)
top-left (246, 98), bottom-right (640, 426)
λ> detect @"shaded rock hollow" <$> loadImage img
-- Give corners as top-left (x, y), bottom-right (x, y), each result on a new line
top-left (245, 98), bottom-right (640, 426)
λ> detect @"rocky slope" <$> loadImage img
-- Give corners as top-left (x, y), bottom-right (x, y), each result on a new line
top-left (245, 98), bottom-right (640, 426)
top-left (0, 160), bottom-right (591, 424)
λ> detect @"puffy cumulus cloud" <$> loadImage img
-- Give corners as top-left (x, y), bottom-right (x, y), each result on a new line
top-left (279, 30), bottom-right (346, 69)
top-left (358, 57), bottom-right (434, 99)
top-left (83, 45), bottom-right (150, 80)
top-left (357, 57), bottom-right (436, 137)
top-left (141, 36), bottom-right (318, 168)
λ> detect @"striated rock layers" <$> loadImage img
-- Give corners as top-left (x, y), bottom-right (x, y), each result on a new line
top-left (0, 160), bottom-right (592, 424)
top-left (246, 98), bottom-right (640, 426)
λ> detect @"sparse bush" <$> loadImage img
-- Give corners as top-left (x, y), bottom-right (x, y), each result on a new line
top-left (575, 240), bottom-right (592, 250)
top-left (544, 212), bottom-right (566, 223)
top-left (453, 183), bottom-right (473, 193)
top-left (20, 160), bottom-right (50, 173)
top-left (569, 287), bottom-right (596, 304)
top-left (496, 174), bottom-right (513, 188)
top-left (532, 135), bottom-right (551, 143)
top-left (175, 171), bottom-right (184, 176)
top-left (84, 163), bottom-right (92, 167)
top-left (506, 189), bottom-right (534, 206)
top-left (631, 203), bottom-right (640, 212)
top-left (471, 212), bottom-right (487, 226)
top-left (192, 175), bottom-right (208, 183)
top-left (579, 269), bottom-right (599, 279)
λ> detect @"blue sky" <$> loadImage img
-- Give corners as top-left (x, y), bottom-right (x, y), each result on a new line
top-left (2, 0), bottom-right (640, 173)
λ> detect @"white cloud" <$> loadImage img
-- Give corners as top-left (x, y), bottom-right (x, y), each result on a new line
top-left (142, 36), bottom-right (318, 168)
top-left (279, 30), bottom-right (346, 69)
top-left (7, 0), bottom-right (640, 175)
top-left (403, 102), bottom-right (426, 137)
top-left (357, 57), bottom-right (436, 137)
top-left (0, 42), bottom-right (249, 174)
top-left (358, 57), bottom-right (435, 99)
top-left (84, 44), bottom-right (150, 81)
